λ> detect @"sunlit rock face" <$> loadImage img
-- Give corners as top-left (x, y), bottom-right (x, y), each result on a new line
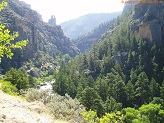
top-left (123, 0), bottom-right (164, 45)
top-left (0, 0), bottom-right (80, 71)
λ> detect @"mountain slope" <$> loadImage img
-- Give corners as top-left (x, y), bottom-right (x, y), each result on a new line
top-left (73, 19), bottom-right (116, 53)
top-left (62, 1), bottom-right (164, 54)
top-left (0, 0), bottom-right (80, 72)
top-left (60, 12), bottom-right (121, 39)
top-left (123, 1), bottom-right (164, 45)
top-left (51, 1), bottom-right (164, 117)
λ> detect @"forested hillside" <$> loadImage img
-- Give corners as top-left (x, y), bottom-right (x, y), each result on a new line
top-left (73, 19), bottom-right (116, 53)
top-left (52, 1), bottom-right (164, 122)
top-left (60, 12), bottom-right (121, 39)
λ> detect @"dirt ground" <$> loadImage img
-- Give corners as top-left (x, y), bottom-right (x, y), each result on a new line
top-left (0, 91), bottom-right (68, 123)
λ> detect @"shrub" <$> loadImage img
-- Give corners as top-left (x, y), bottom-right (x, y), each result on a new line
top-left (25, 88), bottom-right (51, 104)
top-left (81, 110), bottom-right (99, 123)
top-left (99, 111), bottom-right (123, 123)
top-left (25, 89), bottom-right (86, 122)
top-left (47, 93), bottom-right (85, 122)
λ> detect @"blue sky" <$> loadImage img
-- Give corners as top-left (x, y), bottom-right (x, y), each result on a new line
top-left (21, 0), bottom-right (124, 24)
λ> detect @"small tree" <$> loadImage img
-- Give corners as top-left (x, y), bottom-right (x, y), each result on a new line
top-left (79, 87), bottom-right (104, 116)
top-left (4, 68), bottom-right (30, 91)
top-left (0, 1), bottom-right (27, 62)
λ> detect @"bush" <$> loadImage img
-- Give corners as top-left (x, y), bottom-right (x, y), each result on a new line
top-left (81, 110), bottom-right (99, 123)
top-left (25, 89), bottom-right (86, 122)
top-left (4, 68), bottom-right (30, 90)
top-left (47, 93), bottom-right (85, 122)
top-left (25, 88), bottom-right (51, 104)
top-left (0, 80), bottom-right (18, 95)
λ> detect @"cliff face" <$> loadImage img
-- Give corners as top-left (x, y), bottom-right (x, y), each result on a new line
top-left (123, 1), bottom-right (164, 45)
top-left (0, 0), bottom-right (80, 71)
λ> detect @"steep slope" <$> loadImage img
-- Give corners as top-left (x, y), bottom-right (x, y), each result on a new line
top-left (60, 12), bottom-right (121, 39)
top-left (123, 0), bottom-right (164, 45)
top-left (0, 0), bottom-right (80, 72)
top-left (73, 19), bottom-right (116, 53)
top-left (68, 1), bottom-right (164, 54)
top-left (51, 1), bottom-right (164, 117)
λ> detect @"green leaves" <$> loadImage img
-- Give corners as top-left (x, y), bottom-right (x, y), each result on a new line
top-left (81, 110), bottom-right (99, 123)
top-left (0, 2), bottom-right (28, 62)
top-left (0, 1), bottom-right (7, 12)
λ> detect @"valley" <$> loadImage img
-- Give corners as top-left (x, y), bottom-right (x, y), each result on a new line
top-left (0, 0), bottom-right (164, 123)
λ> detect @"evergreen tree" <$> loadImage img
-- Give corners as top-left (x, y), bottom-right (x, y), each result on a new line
top-left (149, 78), bottom-right (160, 100)
top-left (126, 80), bottom-right (135, 107)
top-left (5, 68), bottom-right (30, 91)
top-left (160, 81), bottom-right (164, 100)
top-left (79, 87), bottom-right (104, 116)
top-left (135, 72), bottom-right (149, 106)
top-left (95, 78), bottom-right (108, 101)
top-left (104, 96), bottom-right (122, 113)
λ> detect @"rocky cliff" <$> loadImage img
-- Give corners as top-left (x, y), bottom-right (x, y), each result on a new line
top-left (123, 0), bottom-right (164, 45)
top-left (0, 0), bottom-right (80, 72)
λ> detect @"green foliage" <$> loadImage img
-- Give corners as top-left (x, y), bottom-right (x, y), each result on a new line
top-left (160, 81), bottom-right (164, 100)
top-left (123, 103), bottom-right (164, 123)
top-left (139, 104), bottom-right (160, 123)
top-left (0, 1), bottom-right (7, 11)
top-left (126, 81), bottom-right (135, 106)
top-left (135, 72), bottom-right (149, 105)
top-left (53, 67), bottom-right (76, 98)
top-left (51, 4), bottom-right (164, 119)
top-left (99, 111), bottom-right (123, 123)
top-left (81, 110), bottom-right (99, 123)
top-left (82, 103), bottom-right (164, 123)
top-left (122, 107), bottom-right (139, 123)
top-left (79, 87), bottom-right (104, 116)
top-left (81, 110), bottom-right (123, 123)
top-left (0, 1), bottom-right (27, 62)
top-left (4, 68), bottom-right (30, 91)
top-left (0, 79), bottom-right (18, 95)
top-left (104, 96), bottom-right (122, 113)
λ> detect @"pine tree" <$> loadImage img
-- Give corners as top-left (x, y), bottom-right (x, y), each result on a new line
top-left (149, 78), bottom-right (160, 101)
top-left (135, 72), bottom-right (149, 106)
top-left (160, 81), bottom-right (164, 100)
top-left (126, 80), bottom-right (135, 107)
top-left (79, 87), bottom-right (104, 116)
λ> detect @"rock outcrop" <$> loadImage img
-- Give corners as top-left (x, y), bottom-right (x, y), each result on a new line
top-left (48, 15), bottom-right (56, 26)
top-left (123, 0), bottom-right (164, 45)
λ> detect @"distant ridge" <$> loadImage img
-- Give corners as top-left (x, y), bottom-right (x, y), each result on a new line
top-left (60, 12), bottom-right (121, 39)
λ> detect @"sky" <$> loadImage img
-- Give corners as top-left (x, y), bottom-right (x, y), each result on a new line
top-left (21, 0), bottom-right (124, 24)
